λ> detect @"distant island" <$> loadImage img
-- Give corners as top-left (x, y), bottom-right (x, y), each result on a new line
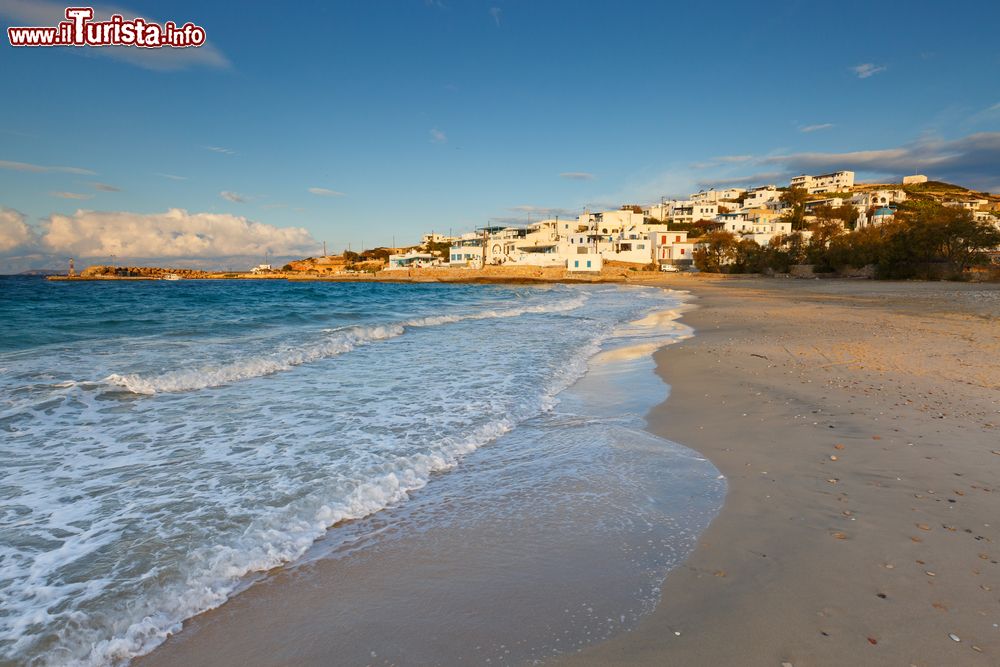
top-left (15, 269), bottom-right (65, 277)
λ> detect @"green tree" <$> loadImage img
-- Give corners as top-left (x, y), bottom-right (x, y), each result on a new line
top-left (731, 238), bottom-right (766, 273)
top-left (425, 240), bottom-right (452, 261)
top-left (693, 231), bottom-right (739, 272)
top-left (762, 232), bottom-right (806, 273)
top-left (779, 186), bottom-right (810, 230)
top-left (806, 219), bottom-right (847, 270)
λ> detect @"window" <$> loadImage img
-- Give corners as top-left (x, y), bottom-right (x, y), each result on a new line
top-left (586, 260), bottom-right (591, 268)
top-left (574, 260), bottom-right (579, 268)
top-left (681, 249), bottom-right (686, 255)
top-left (675, 235), bottom-right (681, 243)
top-left (637, 244), bottom-right (645, 250)
top-left (661, 235), bottom-right (667, 244)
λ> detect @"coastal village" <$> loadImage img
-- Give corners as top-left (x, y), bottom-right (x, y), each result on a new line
top-left (65, 171), bottom-right (1000, 282)
top-left (381, 171), bottom-right (1000, 274)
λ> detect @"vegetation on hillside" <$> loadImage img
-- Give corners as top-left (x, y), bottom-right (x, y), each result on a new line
top-left (694, 202), bottom-right (1000, 280)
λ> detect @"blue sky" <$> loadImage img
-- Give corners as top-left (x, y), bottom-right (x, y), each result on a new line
top-left (1, 0), bottom-right (999, 271)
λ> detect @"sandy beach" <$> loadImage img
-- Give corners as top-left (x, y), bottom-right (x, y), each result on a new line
top-left (134, 277), bottom-right (1000, 667)
top-left (562, 277), bottom-right (1000, 666)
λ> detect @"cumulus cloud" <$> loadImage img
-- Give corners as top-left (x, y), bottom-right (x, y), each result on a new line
top-left (560, 172), bottom-right (595, 181)
top-left (799, 123), bottom-right (834, 133)
top-left (51, 191), bottom-right (94, 200)
top-left (0, 159), bottom-right (95, 175)
top-left (0, 0), bottom-right (229, 71)
top-left (429, 128), bottom-right (447, 143)
top-left (307, 187), bottom-right (345, 197)
top-left (220, 190), bottom-right (246, 203)
top-left (852, 63), bottom-right (886, 79)
top-left (91, 182), bottom-right (121, 192)
top-left (38, 208), bottom-right (318, 258)
top-left (0, 207), bottom-right (37, 253)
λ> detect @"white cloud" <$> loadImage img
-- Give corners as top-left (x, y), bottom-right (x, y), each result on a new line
top-left (851, 63), bottom-right (886, 79)
top-left (307, 187), bottom-right (345, 197)
top-left (0, 159), bottom-right (95, 175)
top-left (205, 146), bottom-right (236, 155)
top-left (690, 155), bottom-right (753, 170)
top-left (51, 191), bottom-right (94, 200)
top-left (0, 207), bottom-right (36, 253)
top-left (799, 123), bottom-right (834, 133)
top-left (156, 173), bottom-right (187, 181)
top-left (695, 171), bottom-right (787, 189)
top-left (0, 0), bottom-right (229, 71)
top-left (560, 172), bottom-right (595, 181)
top-left (429, 128), bottom-right (447, 143)
top-left (38, 208), bottom-right (318, 258)
top-left (507, 205), bottom-right (578, 218)
top-left (91, 182), bottom-right (121, 192)
top-left (757, 132), bottom-right (1000, 191)
top-left (220, 190), bottom-right (246, 203)
top-left (489, 6), bottom-right (502, 25)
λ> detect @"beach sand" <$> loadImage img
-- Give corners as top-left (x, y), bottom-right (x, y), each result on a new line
top-left (561, 277), bottom-right (1000, 666)
top-left (137, 278), bottom-right (1000, 667)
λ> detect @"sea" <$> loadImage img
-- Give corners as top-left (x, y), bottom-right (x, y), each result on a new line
top-left (0, 277), bottom-right (725, 666)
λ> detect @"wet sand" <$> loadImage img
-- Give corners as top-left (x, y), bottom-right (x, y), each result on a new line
top-left (562, 278), bottom-right (1000, 666)
top-left (135, 278), bottom-right (1000, 666)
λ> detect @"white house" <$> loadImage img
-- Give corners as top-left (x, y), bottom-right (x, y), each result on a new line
top-left (421, 232), bottom-right (457, 247)
top-left (790, 171), bottom-right (855, 194)
top-left (856, 206), bottom-right (897, 229)
top-left (449, 234), bottom-right (484, 266)
top-left (387, 251), bottom-right (439, 269)
top-left (851, 189), bottom-right (907, 210)
top-left (743, 186), bottom-right (780, 208)
top-left (803, 197), bottom-right (845, 214)
top-left (566, 253), bottom-right (603, 272)
top-left (650, 228), bottom-right (694, 267)
top-left (717, 209), bottom-right (792, 245)
top-left (690, 188), bottom-right (745, 204)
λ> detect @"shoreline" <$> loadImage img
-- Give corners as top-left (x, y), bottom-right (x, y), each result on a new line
top-left (561, 278), bottom-right (1000, 666)
top-left (133, 285), bottom-right (722, 667)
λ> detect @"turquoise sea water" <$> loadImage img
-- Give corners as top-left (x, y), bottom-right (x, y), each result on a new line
top-left (0, 277), bottom-right (723, 666)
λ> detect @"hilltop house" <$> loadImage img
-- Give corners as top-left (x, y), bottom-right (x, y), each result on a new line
top-left (790, 171), bottom-right (855, 194)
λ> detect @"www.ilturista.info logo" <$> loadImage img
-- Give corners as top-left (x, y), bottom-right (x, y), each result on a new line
top-left (7, 7), bottom-right (206, 48)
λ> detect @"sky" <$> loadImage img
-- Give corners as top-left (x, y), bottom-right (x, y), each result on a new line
top-left (1, 0), bottom-right (999, 272)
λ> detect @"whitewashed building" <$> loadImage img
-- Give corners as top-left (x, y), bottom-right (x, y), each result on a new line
top-left (387, 251), bottom-right (439, 269)
top-left (690, 188), bottom-right (745, 204)
top-left (650, 228), bottom-right (694, 266)
top-left (790, 171), bottom-right (855, 194)
top-left (743, 185), bottom-right (780, 208)
top-left (449, 234), bottom-right (485, 266)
